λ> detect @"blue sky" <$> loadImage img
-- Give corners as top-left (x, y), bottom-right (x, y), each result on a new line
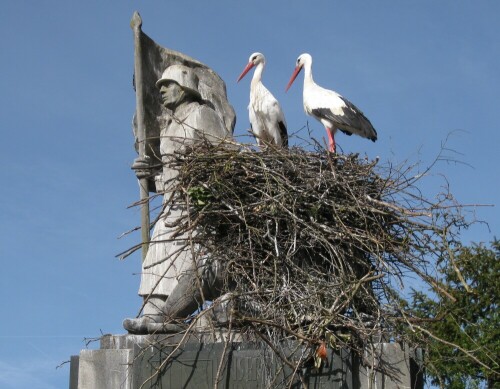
top-left (1, 1), bottom-right (498, 387)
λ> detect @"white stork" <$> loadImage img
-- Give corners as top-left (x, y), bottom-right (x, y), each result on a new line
top-left (286, 53), bottom-right (377, 153)
top-left (238, 52), bottom-right (288, 148)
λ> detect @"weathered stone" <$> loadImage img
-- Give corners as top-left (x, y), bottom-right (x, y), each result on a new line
top-left (76, 349), bottom-right (133, 389)
top-left (69, 355), bottom-right (79, 389)
top-left (127, 16), bottom-right (236, 332)
top-left (70, 335), bottom-right (422, 388)
top-left (355, 343), bottom-right (423, 389)
top-left (131, 18), bottom-right (236, 182)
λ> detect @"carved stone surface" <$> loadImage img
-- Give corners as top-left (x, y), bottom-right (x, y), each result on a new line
top-left (76, 348), bottom-right (133, 389)
top-left (139, 63), bottom-right (230, 299)
top-left (70, 336), bottom-right (422, 389)
top-left (127, 17), bottom-right (236, 333)
top-left (132, 25), bottom-right (236, 175)
top-left (355, 343), bottom-right (424, 389)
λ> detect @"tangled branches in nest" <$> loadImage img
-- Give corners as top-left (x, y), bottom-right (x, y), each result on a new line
top-left (151, 139), bottom-right (469, 368)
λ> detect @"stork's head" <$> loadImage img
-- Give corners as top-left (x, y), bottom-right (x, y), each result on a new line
top-left (237, 52), bottom-right (265, 82)
top-left (286, 53), bottom-right (312, 91)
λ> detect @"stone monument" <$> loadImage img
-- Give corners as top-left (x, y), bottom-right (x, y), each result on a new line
top-left (124, 12), bottom-right (236, 334)
top-left (68, 12), bottom-right (423, 389)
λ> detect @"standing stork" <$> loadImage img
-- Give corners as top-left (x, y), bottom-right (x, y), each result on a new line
top-left (238, 52), bottom-right (288, 148)
top-left (286, 53), bottom-right (377, 153)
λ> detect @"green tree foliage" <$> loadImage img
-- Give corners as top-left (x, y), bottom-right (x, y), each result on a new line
top-left (411, 240), bottom-right (499, 388)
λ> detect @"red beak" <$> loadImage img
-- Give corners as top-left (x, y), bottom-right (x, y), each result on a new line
top-left (286, 65), bottom-right (302, 92)
top-left (237, 62), bottom-right (255, 82)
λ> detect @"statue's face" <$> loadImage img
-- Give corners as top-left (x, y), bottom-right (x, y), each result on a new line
top-left (159, 82), bottom-right (184, 110)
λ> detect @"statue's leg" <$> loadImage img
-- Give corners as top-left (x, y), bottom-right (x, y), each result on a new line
top-left (124, 260), bottom-right (224, 334)
top-left (164, 259), bottom-right (222, 319)
top-left (143, 295), bottom-right (167, 316)
top-left (143, 260), bottom-right (223, 333)
top-left (164, 274), bottom-right (206, 318)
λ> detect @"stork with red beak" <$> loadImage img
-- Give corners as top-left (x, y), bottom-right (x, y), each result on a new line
top-left (286, 53), bottom-right (377, 153)
top-left (238, 52), bottom-right (288, 148)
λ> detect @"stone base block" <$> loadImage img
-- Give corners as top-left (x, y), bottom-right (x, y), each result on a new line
top-left (355, 343), bottom-right (423, 389)
top-left (72, 348), bottom-right (133, 389)
top-left (70, 334), bottom-right (423, 389)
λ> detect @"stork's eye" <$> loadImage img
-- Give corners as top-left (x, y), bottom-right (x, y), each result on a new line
top-left (252, 56), bottom-right (257, 61)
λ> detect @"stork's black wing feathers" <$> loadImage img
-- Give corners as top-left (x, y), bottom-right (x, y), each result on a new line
top-left (278, 121), bottom-right (288, 147)
top-left (312, 97), bottom-right (377, 142)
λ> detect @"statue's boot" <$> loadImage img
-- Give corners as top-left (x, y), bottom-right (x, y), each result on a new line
top-left (123, 315), bottom-right (187, 334)
top-left (123, 296), bottom-right (166, 334)
top-left (123, 315), bottom-right (163, 334)
top-left (122, 273), bottom-right (205, 335)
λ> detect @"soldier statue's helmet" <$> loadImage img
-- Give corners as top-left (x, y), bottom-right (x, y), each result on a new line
top-left (156, 64), bottom-right (202, 100)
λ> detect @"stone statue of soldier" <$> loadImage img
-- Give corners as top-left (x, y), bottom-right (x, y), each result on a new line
top-left (124, 64), bottom-right (231, 334)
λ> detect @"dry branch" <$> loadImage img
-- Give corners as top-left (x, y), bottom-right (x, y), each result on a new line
top-left (130, 139), bottom-right (475, 384)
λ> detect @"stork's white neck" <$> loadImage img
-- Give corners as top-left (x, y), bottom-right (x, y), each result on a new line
top-left (251, 62), bottom-right (265, 87)
top-left (303, 61), bottom-right (314, 89)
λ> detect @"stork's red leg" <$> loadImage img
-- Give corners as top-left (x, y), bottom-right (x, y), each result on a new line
top-left (326, 128), bottom-right (336, 153)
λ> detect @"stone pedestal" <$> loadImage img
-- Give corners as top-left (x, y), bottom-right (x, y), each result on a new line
top-left (354, 343), bottom-right (424, 389)
top-left (69, 333), bottom-right (422, 388)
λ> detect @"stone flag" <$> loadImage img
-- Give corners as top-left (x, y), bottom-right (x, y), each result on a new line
top-left (131, 13), bottom-right (236, 191)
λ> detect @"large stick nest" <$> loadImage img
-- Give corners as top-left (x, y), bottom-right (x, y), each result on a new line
top-left (146, 139), bottom-right (467, 364)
